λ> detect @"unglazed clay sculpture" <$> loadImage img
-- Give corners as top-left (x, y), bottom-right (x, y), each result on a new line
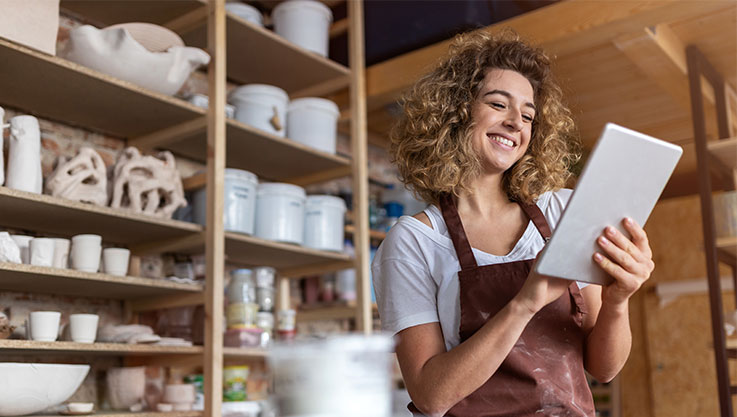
top-left (0, 233), bottom-right (21, 264)
top-left (61, 25), bottom-right (210, 96)
top-left (106, 367), bottom-right (146, 410)
top-left (5, 115), bottom-right (42, 194)
top-left (0, 107), bottom-right (5, 186)
top-left (45, 147), bottom-right (108, 205)
top-left (110, 147), bottom-right (186, 219)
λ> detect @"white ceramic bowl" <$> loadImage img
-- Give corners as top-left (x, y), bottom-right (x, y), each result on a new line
top-left (0, 363), bottom-right (90, 416)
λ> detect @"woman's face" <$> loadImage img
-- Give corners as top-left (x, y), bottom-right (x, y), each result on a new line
top-left (470, 68), bottom-right (536, 175)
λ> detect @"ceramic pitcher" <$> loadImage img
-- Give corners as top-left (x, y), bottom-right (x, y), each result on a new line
top-left (6, 115), bottom-right (42, 194)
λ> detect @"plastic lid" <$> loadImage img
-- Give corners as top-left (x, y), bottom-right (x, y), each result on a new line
top-left (229, 84), bottom-right (288, 103)
top-left (224, 168), bottom-right (258, 184)
top-left (256, 312), bottom-right (274, 327)
top-left (288, 97), bottom-right (339, 117)
top-left (253, 267), bottom-right (276, 286)
top-left (257, 182), bottom-right (306, 199)
top-left (273, 0), bottom-right (332, 23)
top-left (230, 268), bottom-right (253, 278)
top-left (306, 195), bottom-right (346, 211)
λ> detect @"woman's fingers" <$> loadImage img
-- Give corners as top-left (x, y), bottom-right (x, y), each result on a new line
top-left (597, 233), bottom-right (642, 275)
top-left (622, 217), bottom-right (653, 259)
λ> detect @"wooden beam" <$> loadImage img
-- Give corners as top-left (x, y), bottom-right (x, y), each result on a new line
top-left (182, 171), bottom-right (207, 191)
top-left (129, 292), bottom-right (205, 312)
top-left (278, 260), bottom-right (355, 279)
top-left (162, 4), bottom-right (208, 35)
top-left (290, 75), bottom-right (350, 99)
top-left (128, 117), bottom-right (207, 151)
top-left (128, 233), bottom-right (205, 256)
top-left (282, 165), bottom-right (352, 186)
top-left (364, 0), bottom-right (734, 112)
top-left (330, 18), bottom-right (349, 39)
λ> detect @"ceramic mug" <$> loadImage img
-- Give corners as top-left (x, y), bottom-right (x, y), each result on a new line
top-left (28, 311), bottom-right (61, 342)
top-left (51, 238), bottom-right (71, 269)
top-left (71, 234), bottom-right (102, 272)
top-left (29, 238), bottom-right (55, 267)
top-left (102, 248), bottom-right (130, 276)
top-left (69, 313), bottom-right (99, 343)
top-left (10, 234), bottom-right (33, 264)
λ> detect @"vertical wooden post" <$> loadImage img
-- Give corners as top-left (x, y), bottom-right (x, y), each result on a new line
top-left (348, 0), bottom-right (371, 334)
top-left (205, 1), bottom-right (226, 416)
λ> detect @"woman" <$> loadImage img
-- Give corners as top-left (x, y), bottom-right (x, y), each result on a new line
top-left (372, 30), bottom-right (654, 417)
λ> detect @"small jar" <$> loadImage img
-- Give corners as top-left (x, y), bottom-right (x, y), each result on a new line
top-left (226, 269), bottom-right (259, 328)
top-left (254, 266), bottom-right (276, 312)
top-left (256, 311), bottom-right (274, 347)
top-left (223, 365), bottom-right (249, 402)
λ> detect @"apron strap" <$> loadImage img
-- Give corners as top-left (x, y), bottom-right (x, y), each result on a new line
top-left (519, 202), bottom-right (552, 242)
top-left (439, 194), bottom-right (478, 270)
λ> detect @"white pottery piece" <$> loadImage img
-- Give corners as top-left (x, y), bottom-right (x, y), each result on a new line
top-left (6, 115), bottom-right (42, 194)
top-left (45, 147), bottom-right (108, 206)
top-left (104, 22), bottom-right (184, 52)
top-left (0, 106), bottom-right (5, 186)
top-left (61, 25), bottom-right (210, 96)
top-left (106, 367), bottom-right (146, 410)
top-left (110, 147), bottom-right (186, 219)
top-left (0, 362), bottom-right (90, 416)
top-left (0, 232), bottom-right (21, 264)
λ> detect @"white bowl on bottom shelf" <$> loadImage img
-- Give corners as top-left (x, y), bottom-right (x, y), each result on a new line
top-left (0, 363), bottom-right (90, 416)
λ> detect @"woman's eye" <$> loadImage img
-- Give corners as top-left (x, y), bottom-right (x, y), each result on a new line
top-left (522, 114), bottom-right (534, 123)
top-left (490, 102), bottom-right (505, 109)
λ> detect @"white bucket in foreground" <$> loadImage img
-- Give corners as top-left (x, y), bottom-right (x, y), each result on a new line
top-left (272, 0), bottom-right (332, 57)
top-left (255, 183), bottom-right (306, 244)
top-left (287, 98), bottom-right (340, 154)
top-left (304, 195), bottom-right (346, 252)
top-left (269, 334), bottom-right (395, 417)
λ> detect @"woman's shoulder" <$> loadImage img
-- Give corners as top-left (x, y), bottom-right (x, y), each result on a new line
top-left (373, 211), bottom-right (452, 267)
top-left (536, 188), bottom-right (573, 229)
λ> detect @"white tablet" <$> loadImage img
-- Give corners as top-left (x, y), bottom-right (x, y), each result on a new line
top-left (534, 123), bottom-right (683, 285)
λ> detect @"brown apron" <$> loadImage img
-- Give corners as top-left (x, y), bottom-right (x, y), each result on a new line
top-left (409, 194), bottom-right (595, 417)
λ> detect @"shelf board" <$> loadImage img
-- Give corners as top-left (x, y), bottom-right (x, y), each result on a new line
top-left (0, 262), bottom-right (203, 300)
top-left (34, 412), bottom-right (202, 417)
top-left (169, 119), bottom-right (351, 183)
top-left (0, 186), bottom-right (202, 248)
top-left (297, 301), bottom-right (378, 322)
top-left (61, 0), bottom-right (205, 27)
top-left (181, 14), bottom-right (350, 94)
top-left (717, 236), bottom-right (737, 265)
top-left (707, 137), bottom-right (737, 175)
top-left (0, 339), bottom-right (202, 356)
top-left (223, 346), bottom-right (269, 359)
top-left (0, 37), bottom-right (206, 139)
top-left (344, 224), bottom-right (387, 241)
top-left (223, 232), bottom-right (353, 276)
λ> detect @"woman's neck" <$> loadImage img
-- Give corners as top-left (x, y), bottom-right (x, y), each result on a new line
top-left (456, 173), bottom-right (512, 218)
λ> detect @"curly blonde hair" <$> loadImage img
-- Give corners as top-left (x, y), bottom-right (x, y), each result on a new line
top-left (390, 29), bottom-right (580, 205)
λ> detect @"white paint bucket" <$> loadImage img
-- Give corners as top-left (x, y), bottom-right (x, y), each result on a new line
top-left (272, 0), bottom-right (332, 57)
top-left (269, 334), bottom-right (394, 417)
top-left (193, 169), bottom-right (259, 234)
top-left (225, 3), bottom-right (263, 27)
top-left (229, 84), bottom-right (289, 137)
top-left (255, 183), bottom-right (306, 244)
top-left (304, 195), bottom-right (346, 251)
top-left (287, 98), bottom-right (340, 154)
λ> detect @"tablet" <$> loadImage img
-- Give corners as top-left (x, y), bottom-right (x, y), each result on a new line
top-left (534, 123), bottom-right (683, 285)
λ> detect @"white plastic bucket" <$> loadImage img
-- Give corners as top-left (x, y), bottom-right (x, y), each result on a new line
top-left (269, 334), bottom-right (394, 417)
top-left (255, 183), bottom-right (306, 244)
top-left (225, 3), bottom-right (263, 27)
top-left (304, 195), bottom-right (346, 251)
top-left (229, 84), bottom-right (289, 137)
top-left (192, 169), bottom-right (259, 234)
top-left (272, 0), bottom-right (332, 57)
top-left (287, 98), bottom-right (340, 154)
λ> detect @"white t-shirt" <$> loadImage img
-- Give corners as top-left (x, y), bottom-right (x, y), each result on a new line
top-left (371, 188), bottom-right (583, 351)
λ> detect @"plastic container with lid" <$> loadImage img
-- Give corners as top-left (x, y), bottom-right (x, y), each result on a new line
top-left (304, 195), bottom-right (346, 252)
top-left (254, 183), bottom-right (306, 245)
top-left (187, 93), bottom-right (235, 118)
top-left (256, 311), bottom-right (274, 347)
top-left (225, 3), bottom-right (263, 26)
top-left (221, 400), bottom-right (262, 417)
top-left (287, 98), bottom-right (340, 154)
top-left (253, 267), bottom-right (276, 311)
top-left (226, 269), bottom-right (259, 328)
top-left (269, 334), bottom-right (394, 417)
top-left (223, 366), bottom-right (249, 402)
top-left (272, 0), bottom-right (332, 57)
top-left (229, 84), bottom-right (289, 137)
top-left (192, 169), bottom-right (259, 235)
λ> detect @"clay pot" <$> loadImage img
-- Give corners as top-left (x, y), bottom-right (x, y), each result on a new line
top-left (106, 367), bottom-right (145, 410)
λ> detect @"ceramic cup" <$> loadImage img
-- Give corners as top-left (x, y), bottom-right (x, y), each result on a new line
top-left (102, 248), bottom-right (130, 276)
top-left (69, 313), bottom-right (99, 343)
top-left (71, 234), bottom-right (102, 272)
top-left (29, 237), bottom-right (55, 267)
top-left (29, 311), bottom-right (61, 342)
top-left (10, 234), bottom-right (33, 264)
top-left (51, 238), bottom-right (71, 269)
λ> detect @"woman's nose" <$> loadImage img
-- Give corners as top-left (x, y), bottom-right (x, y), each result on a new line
top-left (503, 111), bottom-right (523, 131)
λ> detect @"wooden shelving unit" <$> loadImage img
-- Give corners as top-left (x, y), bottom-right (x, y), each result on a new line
top-left (297, 301), bottom-right (378, 323)
top-left (0, 339), bottom-right (203, 356)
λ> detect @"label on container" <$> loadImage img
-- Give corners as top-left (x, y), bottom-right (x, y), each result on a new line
top-left (223, 366), bottom-right (249, 402)
top-left (226, 302), bottom-right (259, 327)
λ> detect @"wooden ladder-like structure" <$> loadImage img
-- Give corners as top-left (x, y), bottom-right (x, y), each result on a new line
top-left (687, 45), bottom-right (737, 417)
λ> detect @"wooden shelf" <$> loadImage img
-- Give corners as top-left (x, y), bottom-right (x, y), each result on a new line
top-left (0, 339), bottom-right (202, 356)
top-left (297, 301), bottom-right (378, 322)
top-left (345, 224), bottom-right (387, 241)
top-left (0, 187), bottom-right (202, 250)
top-left (61, 0), bottom-right (205, 27)
top-left (168, 119), bottom-right (352, 183)
top-left (35, 412), bottom-right (202, 417)
top-left (223, 346), bottom-right (269, 359)
top-left (223, 232), bottom-right (353, 277)
top-left (708, 137), bottom-right (737, 175)
top-left (717, 236), bottom-right (737, 265)
top-left (182, 13), bottom-right (350, 95)
top-left (0, 37), bottom-right (205, 139)
top-left (0, 262), bottom-right (203, 300)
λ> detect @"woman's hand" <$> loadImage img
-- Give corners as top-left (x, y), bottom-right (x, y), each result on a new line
top-left (515, 267), bottom-right (570, 315)
top-left (593, 217), bottom-right (655, 306)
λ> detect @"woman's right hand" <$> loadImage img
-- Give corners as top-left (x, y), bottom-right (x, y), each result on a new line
top-left (514, 268), bottom-right (570, 315)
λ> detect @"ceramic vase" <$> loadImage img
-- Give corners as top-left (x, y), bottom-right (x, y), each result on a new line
top-left (6, 115), bottom-right (42, 194)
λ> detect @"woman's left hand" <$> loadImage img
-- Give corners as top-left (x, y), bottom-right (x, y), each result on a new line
top-left (593, 217), bottom-right (655, 306)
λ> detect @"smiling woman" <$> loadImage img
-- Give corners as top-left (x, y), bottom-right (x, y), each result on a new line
top-left (373, 29), bottom-right (656, 417)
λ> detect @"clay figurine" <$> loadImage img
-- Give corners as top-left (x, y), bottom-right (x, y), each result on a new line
top-left (45, 147), bottom-right (108, 205)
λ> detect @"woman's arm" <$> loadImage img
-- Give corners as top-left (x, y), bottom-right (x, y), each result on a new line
top-left (581, 217), bottom-right (654, 382)
top-left (396, 272), bottom-right (571, 417)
